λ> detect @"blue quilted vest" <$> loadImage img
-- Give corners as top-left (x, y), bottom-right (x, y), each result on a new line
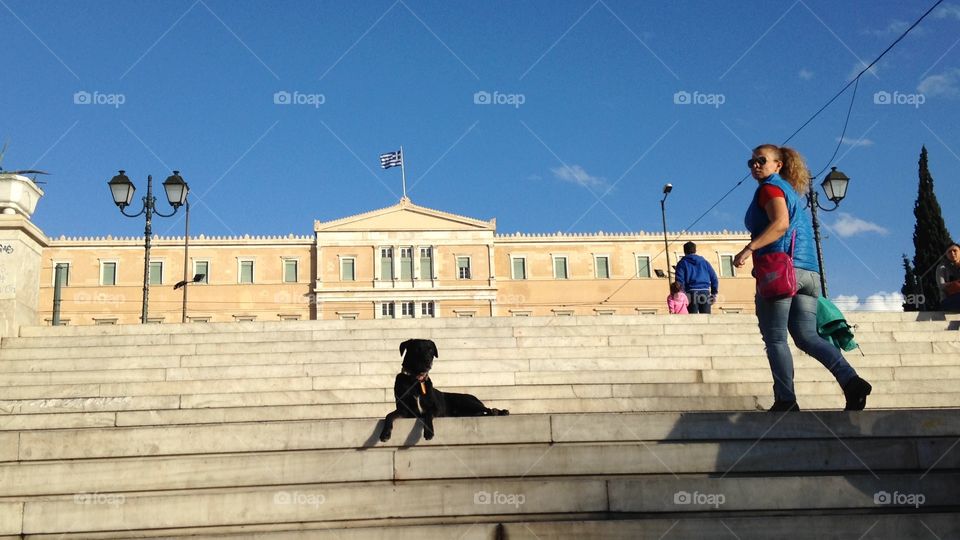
top-left (744, 174), bottom-right (818, 273)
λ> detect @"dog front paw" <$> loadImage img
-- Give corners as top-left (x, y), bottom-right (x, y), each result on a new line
top-left (379, 429), bottom-right (392, 442)
top-left (424, 429), bottom-right (434, 441)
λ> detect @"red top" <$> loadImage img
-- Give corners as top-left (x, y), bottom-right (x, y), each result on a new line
top-left (758, 184), bottom-right (785, 208)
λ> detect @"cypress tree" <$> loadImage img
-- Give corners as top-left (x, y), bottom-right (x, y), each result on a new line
top-left (901, 254), bottom-right (919, 312)
top-left (911, 146), bottom-right (954, 311)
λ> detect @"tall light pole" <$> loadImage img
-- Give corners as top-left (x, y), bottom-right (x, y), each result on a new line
top-left (108, 170), bottom-right (188, 324)
top-left (660, 183), bottom-right (673, 281)
top-left (808, 167), bottom-right (850, 298)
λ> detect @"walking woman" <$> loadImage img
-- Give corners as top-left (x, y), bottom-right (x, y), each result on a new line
top-left (733, 144), bottom-right (872, 412)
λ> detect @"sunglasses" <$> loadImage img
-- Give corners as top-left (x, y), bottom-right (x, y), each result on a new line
top-left (747, 156), bottom-right (769, 168)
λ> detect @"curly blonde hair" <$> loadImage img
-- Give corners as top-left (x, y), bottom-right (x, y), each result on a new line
top-left (754, 144), bottom-right (811, 195)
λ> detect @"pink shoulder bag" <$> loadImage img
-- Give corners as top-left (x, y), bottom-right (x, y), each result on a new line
top-left (752, 229), bottom-right (797, 300)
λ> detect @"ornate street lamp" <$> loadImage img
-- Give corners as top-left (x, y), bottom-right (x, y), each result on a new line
top-left (660, 183), bottom-right (673, 281)
top-left (108, 170), bottom-right (189, 324)
top-left (808, 167), bottom-right (850, 297)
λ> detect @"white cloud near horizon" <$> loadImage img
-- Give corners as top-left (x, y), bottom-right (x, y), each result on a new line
top-left (935, 3), bottom-right (960, 20)
top-left (831, 212), bottom-right (889, 238)
top-left (551, 165), bottom-right (608, 190)
top-left (918, 68), bottom-right (960, 98)
top-left (833, 292), bottom-right (904, 312)
top-left (836, 136), bottom-right (874, 147)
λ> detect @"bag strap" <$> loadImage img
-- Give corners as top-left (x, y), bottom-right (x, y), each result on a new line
top-left (788, 228), bottom-right (797, 258)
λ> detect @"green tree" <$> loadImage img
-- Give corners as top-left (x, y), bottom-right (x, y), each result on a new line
top-left (900, 254), bottom-right (919, 311)
top-left (910, 146), bottom-right (954, 311)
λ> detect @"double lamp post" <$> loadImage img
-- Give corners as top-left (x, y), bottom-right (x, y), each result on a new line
top-left (108, 170), bottom-right (197, 324)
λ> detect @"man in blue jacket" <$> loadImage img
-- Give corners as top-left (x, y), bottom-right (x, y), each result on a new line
top-left (674, 242), bottom-right (719, 314)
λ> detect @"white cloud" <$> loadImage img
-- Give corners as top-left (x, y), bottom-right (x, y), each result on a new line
top-left (799, 68), bottom-right (814, 80)
top-left (833, 292), bottom-right (904, 312)
top-left (935, 3), bottom-right (960, 20)
top-left (836, 136), bottom-right (874, 147)
top-left (849, 61), bottom-right (878, 80)
top-left (863, 20), bottom-right (917, 37)
top-left (551, 165), bottom-right (607, 190)
top-left (918, 68), bottom-right (960, 98)
top-left (830, 213), bottom-right (889, 238)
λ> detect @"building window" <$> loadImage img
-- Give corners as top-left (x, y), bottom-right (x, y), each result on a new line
top-left (719, 254), bottom-right (736, 278)
top-left (239, 260), bottom-right (254, 284)
top-left (636, 255), bottom-right (651, 278)
top-left (400, 247), bottom-right (413, 280)
top-left (553, 256), bottom-right (568, 279)
top-left (455, 311), bottom-right (476, 318)
top-left (149, 261), bottom-right (163, 285)
top-left (553, 309), bottom-right (574, 317)
top-left (53, 262), bottom-right (70, 287)
top-left (341, 257), bottom-right (356, 281)
top-left (421, 301), bottom-right (435, 317)
top-left (146, 317), bottom-right (164, 324)
top-left (595, 256), bottom-right (610, 279)
top-left (419, 247), bottom-right (433, 280)
top-left (279, 314), bottom-right (301, 321)
top-left (400, 301), bottom-right (415, 318)
top-left (234, 315), bottom-right (256, 322)
top-left (100, 262), bottom-right (117, 286)
top-left (380, 248), bottom-right (394, 280)
top-left (93, 318), bottom-right (118, 325)
top-left (339, 313), bottom-right (358, 320)
top-left (457, 256), bottom-right (471, 279)
top-left (283, 259), bottom-right (298, 283)
top-left (511, 257), bottom-right (527, 280)
top-left (189, 316), bottom-right (211, 323)
top-left (194, 261), bottom-right (209, 283)
top-left (381, 302), bottom-right (395, 318)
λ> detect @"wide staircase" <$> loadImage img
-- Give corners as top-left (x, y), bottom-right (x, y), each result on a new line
top-left (1, 312), bottom-right (959, 538)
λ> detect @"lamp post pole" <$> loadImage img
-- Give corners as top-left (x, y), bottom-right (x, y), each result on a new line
top-left (660, 183), bottom-right (673, 281)
top-left (181, 197), bottom-right (190, 323)
top-left (140, 175), bottom-right (156, 324)
top-left (808, 187), bottom-right (828, 297)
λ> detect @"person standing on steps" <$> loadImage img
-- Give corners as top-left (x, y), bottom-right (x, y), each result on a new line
top-left (674, 241), bottom-right (719, 314)
top-left (937, 242), bottom-right (960, 312)
top-left (733, 144), bottom-right (872, 413)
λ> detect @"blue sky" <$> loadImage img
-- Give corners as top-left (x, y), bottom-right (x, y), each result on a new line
top-left (3, 0), bottom-right (959, 307)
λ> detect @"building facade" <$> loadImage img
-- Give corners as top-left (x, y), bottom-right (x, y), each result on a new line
top-left (38, 198), bottom-right (756, 325)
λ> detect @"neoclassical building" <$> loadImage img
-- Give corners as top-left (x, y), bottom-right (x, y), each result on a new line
top-left (37, 198), bottom-right (756, 325)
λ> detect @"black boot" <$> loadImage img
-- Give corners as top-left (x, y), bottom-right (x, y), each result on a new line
top-left (843, 377), bottom-right (872, 411)
top-left (768, 400), bottom-right (800, 412)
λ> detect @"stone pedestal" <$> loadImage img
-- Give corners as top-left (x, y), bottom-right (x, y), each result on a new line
top-left (0, 215), bottom-right (47, 337)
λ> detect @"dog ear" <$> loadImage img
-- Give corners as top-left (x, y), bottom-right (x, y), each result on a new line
top-left (430, 340), bottom-right (438, 358)
top-left (399, 339), bottom-right (412, 357)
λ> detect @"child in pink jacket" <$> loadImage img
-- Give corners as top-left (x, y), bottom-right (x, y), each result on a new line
top-left (667, 281), bottom-right (689, 314)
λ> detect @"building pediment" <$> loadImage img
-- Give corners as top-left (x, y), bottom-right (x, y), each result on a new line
top-left (314, 197), bottom-right (495, 233)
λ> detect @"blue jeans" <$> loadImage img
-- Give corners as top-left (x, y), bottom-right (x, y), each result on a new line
top-left (755, 268), bottom-right (858, 402)
top-left (687, 290), bottom-right (712, 314)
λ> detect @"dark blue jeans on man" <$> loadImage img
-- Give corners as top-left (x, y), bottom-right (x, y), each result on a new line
top-left (686, 290), bottom-right (712, 314)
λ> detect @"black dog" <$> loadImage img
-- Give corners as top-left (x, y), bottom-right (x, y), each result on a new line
top-left (379, 338), bottom-right (509, 442)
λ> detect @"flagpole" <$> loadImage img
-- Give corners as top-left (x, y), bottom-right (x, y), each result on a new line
top-left (400, 145), bottom-right (407, 200)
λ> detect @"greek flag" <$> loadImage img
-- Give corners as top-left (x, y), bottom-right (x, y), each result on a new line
top-left (379, 150), bottom-right (402, 169)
